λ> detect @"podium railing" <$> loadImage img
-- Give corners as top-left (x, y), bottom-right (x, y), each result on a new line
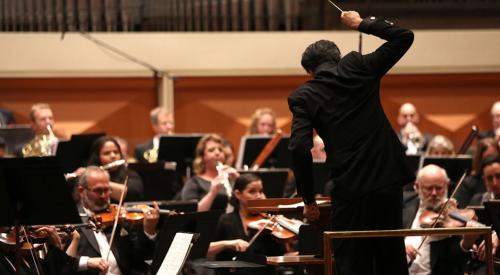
top-left (323, 227), bottom-right (494, 275)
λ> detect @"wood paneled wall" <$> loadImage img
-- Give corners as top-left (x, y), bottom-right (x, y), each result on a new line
top-left (0, 77), bottom-right (157, 157)
top-left (1, 73), bottom-right (499, 158)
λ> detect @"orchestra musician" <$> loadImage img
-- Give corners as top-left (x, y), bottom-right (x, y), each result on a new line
top-left (288, 10), bottom-right (414, 275)
top-left (455, 138), bottom-right (500, 208)
top-left (403, 164), bottom-right (476, 275)
top-left (0, 226), bottom-right (109, 274)
top-left (247, 107), bottom-right (278, 135)
top-left (134, 107), bottom-right (175, 163)
top-left (19, 103), bottom-right (67, 157)
top-left (75, 166), bottom-right (160, 275)
top-left (86, 136), bottom-right (144, 202)
top-left (397, 103), bottom-right (432, 155)
top-left (425, 135), bottom-right (455, 157)
top-left (208, 173), bottom-right (285, 275)
top-left (180, 134), bottom-right (239, 212)
top-left (478, 101), bottom-right (500, 140)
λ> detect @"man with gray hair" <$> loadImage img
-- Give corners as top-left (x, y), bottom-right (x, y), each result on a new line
top-left (403, 164), bottom-right (473, 275)
top-left (134, 107), bottom-right (174, 163)
top-left (76, 166), bottom-right (160, 275)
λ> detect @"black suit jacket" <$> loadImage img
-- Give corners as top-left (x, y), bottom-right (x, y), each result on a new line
top-left (288, 17), bottom-right (414, 204)
top-left (134, 140), bottom-right (154, 163)
top-left (76, 205), bottom-right (155, 275)
top-left (403, 192), bottom-right (467, 275)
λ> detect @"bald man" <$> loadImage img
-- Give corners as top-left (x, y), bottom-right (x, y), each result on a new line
top-left (478, 101), bottom-right (500, 140)
top-left (397, 103), bottom-right (432, 155)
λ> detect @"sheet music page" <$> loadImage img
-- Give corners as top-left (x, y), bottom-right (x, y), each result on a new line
top-left (157, 232), bottom-right (194, 275)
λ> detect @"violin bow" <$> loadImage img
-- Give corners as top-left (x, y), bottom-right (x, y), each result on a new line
top-left (106, 176), bottom-right (129, 261)
top-left (410, 171), bottom-right (468, 265)
top-left (232, 216), bottom-right (277, 261)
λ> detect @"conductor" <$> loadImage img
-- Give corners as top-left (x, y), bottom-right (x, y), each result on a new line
top-left (288, 10), bottom-right (414, 275)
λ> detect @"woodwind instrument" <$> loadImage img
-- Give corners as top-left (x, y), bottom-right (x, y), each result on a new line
top-left (251, 130), bottom-right (283, 170)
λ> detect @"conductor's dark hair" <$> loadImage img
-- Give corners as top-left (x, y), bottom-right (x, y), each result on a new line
top-left (301, 40), bottom-right (341, 74)
top-left (229, 173), bottom-right (262, 209)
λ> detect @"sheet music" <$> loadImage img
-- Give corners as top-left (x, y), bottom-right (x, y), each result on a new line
top-left (157, 232), bottom-right (194, 275)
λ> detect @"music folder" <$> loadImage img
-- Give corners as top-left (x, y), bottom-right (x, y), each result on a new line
top-left (238, 168), bottom-right (288, 198)
top-left (483, 200), bottom-right (500, 236)
top-left (0, 125), bottom-right (35, 156)
top-left (157, 134), bottom-right (203, 178)
top-left (128, 161), bottom-right (180, 201)
top-left (423, 155), bottom-right (473, 187)
top-left (151, 210), bottom-right (223, 274)
top-left (236, 135), bottom-right (292, 169)
top-left (56, 132), bottom-right (105, 173)
top-left (0, 157), bottom-right (81, 226)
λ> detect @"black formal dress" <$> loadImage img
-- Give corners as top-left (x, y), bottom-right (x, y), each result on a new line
top-left (213, 211), bottom-right (285, 275)
top-left (403, 192), bottom-right (467, 275)
top-left (109, 166), bottom-right (144, 202)
top-left (288, 16), bottom-right (414, 275)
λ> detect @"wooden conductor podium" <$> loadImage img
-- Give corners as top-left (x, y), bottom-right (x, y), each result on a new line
top-left (247, 198), bottom-right (331, 274)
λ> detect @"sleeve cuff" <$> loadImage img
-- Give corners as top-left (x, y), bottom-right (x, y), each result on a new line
top-left (78, 256), bottom-right (89, 271)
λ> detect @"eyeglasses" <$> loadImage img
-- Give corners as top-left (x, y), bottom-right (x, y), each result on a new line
top-left (85, 187), bottom-right (112, 195)
top-left (485, 172), bottom-right (500, 183)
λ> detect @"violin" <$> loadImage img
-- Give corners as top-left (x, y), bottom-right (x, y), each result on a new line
top-left (246, 213), bottom-right (303, 240)
top-left (93, 203), bottom-right (174, 227)
top-left (419, 202), bottom-right (483, 228)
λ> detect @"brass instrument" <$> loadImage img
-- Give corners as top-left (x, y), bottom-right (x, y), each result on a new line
top-left (143, 147), bottom-right (158, 163)
top-left (22, 125), bottom-right (57, 157)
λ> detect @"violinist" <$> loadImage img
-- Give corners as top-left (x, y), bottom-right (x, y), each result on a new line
top-left (0, 226), bottom-right (108, 274)
top-left (76, 166), bottom-right (159, 275)
top-left (208, 173), bottom-right (285, 275)
top-left (403, 164), bottom-right (476, 275)
top-left (180, 134), bottom-right (239, 212)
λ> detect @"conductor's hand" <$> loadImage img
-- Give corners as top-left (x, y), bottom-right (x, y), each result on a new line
top-left (341, 11), bottom-right (362, 30)
top-left (303, 201), bottom-right (320, 222)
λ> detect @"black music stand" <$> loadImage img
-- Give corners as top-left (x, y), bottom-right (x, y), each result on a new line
top-left (128, 162), bottom-right (180, 201)
top-left (0, 157), bottom-right (81, 226)
top-left (423, 155), bottom-right (473, 188)
top-left (236, 135), bottom-right (292, 169)
top-left (150, 210), bottom-right (224, 274)
top-left (239, 168), bottom-right (289, 198)
top-left (484, 201), bottom-right (500, 236)
top-left (56, 132), bottom-right (105, 173)
top-left (157, 134), bottom-right (203, 178)
top-left (0, 126), bottom-right (35, 156)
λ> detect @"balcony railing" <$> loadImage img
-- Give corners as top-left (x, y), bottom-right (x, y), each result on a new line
top-left (0, 0), bottom-right (499, 32)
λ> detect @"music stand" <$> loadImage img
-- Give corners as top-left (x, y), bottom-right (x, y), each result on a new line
top-left (236, 135), bottom-right (292, 169)
top-left (56, 132), bottom-right (105, 173)
top-left (128, 162), bottom-right (180, 201)
top-left (157, 134), bottom-right (203, 178)
top-left (239, 168), bottom-right (288, 198)
top-left (423, 155), bottom-right (473, 186)
top-left (0, 157), bottom-right (81, 226)
top-left (151, 210), bottom-right (224, 274)
top-left (483, 201), bottom-right (500, 236)
top-left (0, 126), bottom-right (35, 156)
